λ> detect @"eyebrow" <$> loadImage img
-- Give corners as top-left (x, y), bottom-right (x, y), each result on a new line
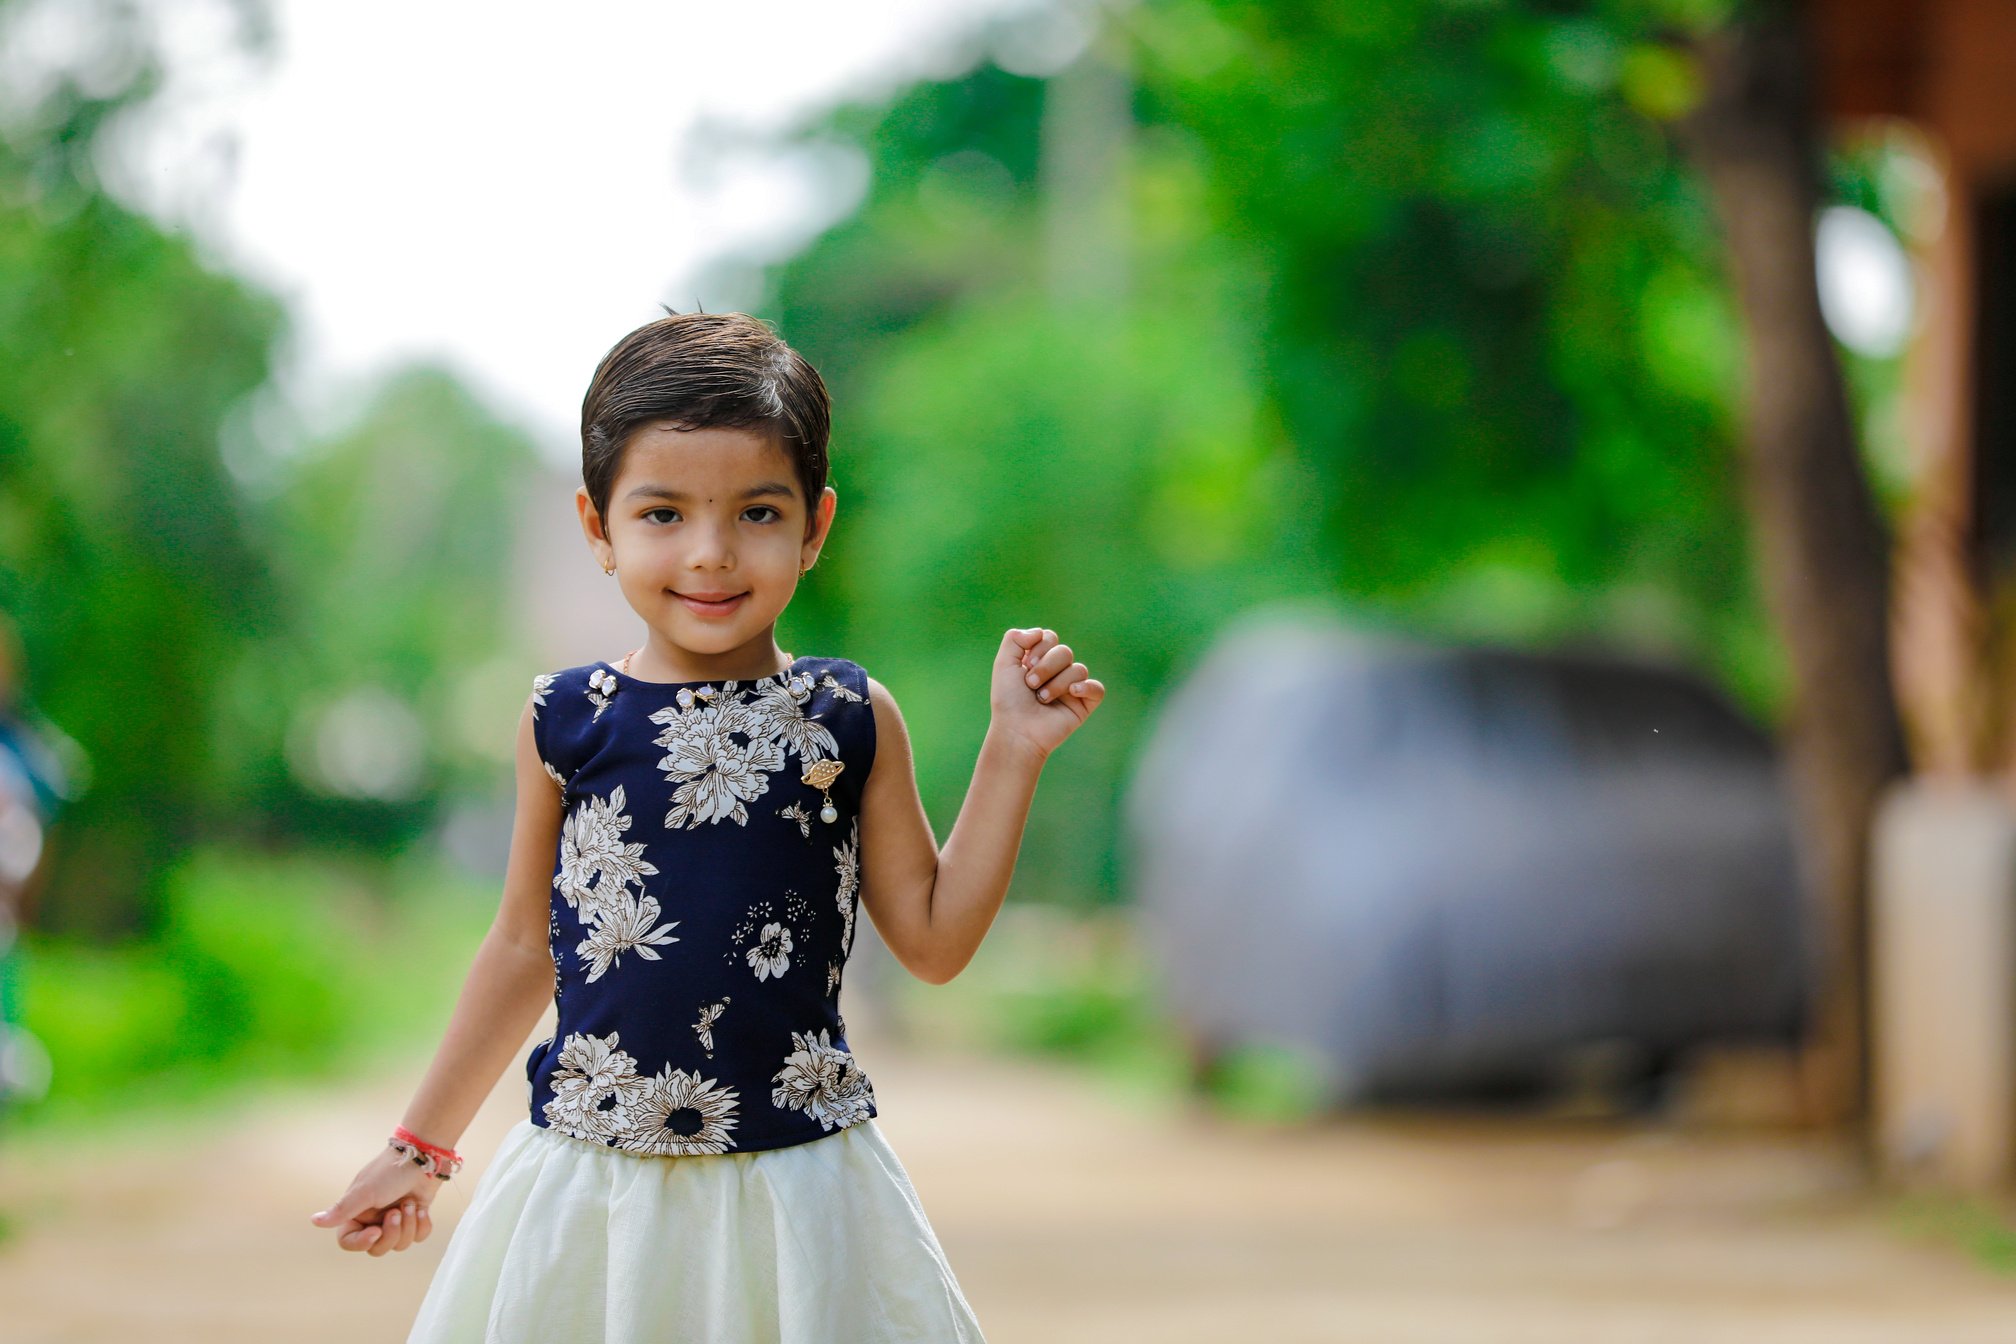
top-left (623, 482), bottom-right (798, 503)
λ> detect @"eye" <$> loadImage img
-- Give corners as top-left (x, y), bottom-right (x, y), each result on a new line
top-left (643, 507), bottom-right (679, 524)
top-left (745, 506), bottom-right (782, 523)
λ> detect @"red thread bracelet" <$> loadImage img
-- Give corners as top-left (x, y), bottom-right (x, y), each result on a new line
top-left (393, 1124), bottom-right (461, 1163)
top-left (388, 1126), bottom-right (464, 1180)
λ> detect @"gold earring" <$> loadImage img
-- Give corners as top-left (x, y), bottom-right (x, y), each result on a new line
top-left (604, 564), bottom-right (615, 576)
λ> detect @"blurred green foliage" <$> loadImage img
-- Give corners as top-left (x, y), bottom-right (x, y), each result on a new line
top-left (748, 0), bottom-right (1815, 912)
top-left (0, 1), bottom-right (544, 934)
top-left (888, 903), bottom-right (1333, 1122)
top-left (0, 0), bottom-right (1924, 1108)
top-left (7, 843), bottom-right (492, 1133)
top-left (1889, 1190), bottom-right (2016, 1279)
top-left (218, 366), bottom-right (543, 844)
top-left (0, 1), bottom-right (285, 935)
top-left (889, 905), bottom-right (1196, 1108)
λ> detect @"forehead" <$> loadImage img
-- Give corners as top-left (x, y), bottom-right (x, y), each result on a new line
top-left (613, 423), bottom-right (798, 497)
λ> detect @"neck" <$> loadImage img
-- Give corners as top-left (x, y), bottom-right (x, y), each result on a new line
top-left (626, 630), bottom-right (793, 683)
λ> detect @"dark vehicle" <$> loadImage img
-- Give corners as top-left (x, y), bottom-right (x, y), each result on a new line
top-left (1125, 606), bottom-right (1811, 1112)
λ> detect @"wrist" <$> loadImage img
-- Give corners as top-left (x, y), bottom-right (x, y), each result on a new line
top-left (983, 722), bottom-right (1049, 772)
top-left (390, 1123), bottom-right (466, 1180)
top-left (396, 1121), bottom-right (462, 1152)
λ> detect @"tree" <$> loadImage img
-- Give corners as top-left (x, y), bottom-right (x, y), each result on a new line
top-left (1676, 0), bottom-right (1909, 1134)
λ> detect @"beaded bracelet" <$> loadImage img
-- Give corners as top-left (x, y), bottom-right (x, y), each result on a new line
top-left (389, 1124), bottom-right (464, 1181)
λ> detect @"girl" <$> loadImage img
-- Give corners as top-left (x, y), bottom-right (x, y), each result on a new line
top-left (308, 310), bottom-right (1104, 1343)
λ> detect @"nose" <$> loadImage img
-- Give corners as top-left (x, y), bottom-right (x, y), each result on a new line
top-left (684, 518), bottom-right (736, 569)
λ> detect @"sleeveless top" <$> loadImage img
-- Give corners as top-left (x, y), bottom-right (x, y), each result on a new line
top-left (523, 653), bottom-right (878, 1156)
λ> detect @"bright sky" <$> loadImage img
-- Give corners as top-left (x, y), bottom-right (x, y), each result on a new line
top-left (13, 0), bottom-right (1093, 456)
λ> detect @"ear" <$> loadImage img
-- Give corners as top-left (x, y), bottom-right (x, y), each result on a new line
top-left (802, 486), bottom-right (837, 567)
top-left (577, 486), bottom-right (613, 569)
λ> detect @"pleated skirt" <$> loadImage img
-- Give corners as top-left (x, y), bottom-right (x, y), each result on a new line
top-left (406, 1116), bottom-right (988, 1343)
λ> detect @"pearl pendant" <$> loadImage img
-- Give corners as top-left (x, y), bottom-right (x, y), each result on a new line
top-left (801, 757), bottom-right (845, 825)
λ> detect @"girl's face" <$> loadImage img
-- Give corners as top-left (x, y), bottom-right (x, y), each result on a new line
top-left (578, 422), bottom-right (836, 672)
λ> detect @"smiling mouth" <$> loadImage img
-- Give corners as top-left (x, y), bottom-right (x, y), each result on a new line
top-left (675, 591), bottom-right (748, 616)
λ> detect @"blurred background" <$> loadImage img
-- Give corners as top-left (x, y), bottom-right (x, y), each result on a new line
top-left (6, 0), bottom-right (2016, 1338)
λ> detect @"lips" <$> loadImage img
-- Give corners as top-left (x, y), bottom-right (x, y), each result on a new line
top-left (676, 591), bottom-right (748, 617)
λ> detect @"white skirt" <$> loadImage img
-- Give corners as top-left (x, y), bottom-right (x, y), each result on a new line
top-left (406, 1116), bottom-right (988, 1344)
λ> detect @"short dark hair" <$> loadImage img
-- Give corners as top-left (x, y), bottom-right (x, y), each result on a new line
top-left (579, 311), bottom-right (832, 535)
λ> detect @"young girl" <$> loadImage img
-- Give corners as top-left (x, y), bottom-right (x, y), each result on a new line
top-left (308, 310), bottom-right (1104, 1342)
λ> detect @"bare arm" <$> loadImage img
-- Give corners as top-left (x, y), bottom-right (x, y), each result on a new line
top-left (397, 695), bottom-right (563, 1148)
top-left (308, 692), bottom-right (562, 1255)
top-left (856, 627), bottom-right (1105, 985)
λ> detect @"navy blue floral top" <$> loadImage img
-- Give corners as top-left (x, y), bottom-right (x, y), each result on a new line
top-left (523, 654), bottom-right (878, 1156)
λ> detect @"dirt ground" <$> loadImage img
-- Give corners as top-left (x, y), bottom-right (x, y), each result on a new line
top-left (3, 1011), bottom-right (2016, 1343)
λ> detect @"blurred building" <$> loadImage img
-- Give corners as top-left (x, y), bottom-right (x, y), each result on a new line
top-left (1814, 0), bottom-right (2016, 1190)
top-left (1816, 1), bottom-right (2016, 773)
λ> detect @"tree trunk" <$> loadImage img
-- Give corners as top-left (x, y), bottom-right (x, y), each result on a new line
top-left (1675, 1), bottom-right (1912, 1146)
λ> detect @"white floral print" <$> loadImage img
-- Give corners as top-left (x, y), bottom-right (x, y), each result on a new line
top-left (749, 679), bottom-right (841, 761)
top-left (531, 671), bottom-right (556, 717)
top-left (542, 1031), bottom-right (740, 1153)
top-left (746, 921), bottom-right (793, 981)
top-left (620, 1064), bottom-right (740, 1155)
top-left (653, 698), bottom-right (785, 828)
top-left (543, 1030), bottom-right (653, 1144)
top-left (649, 677), bottom-right (839, 830)
top-left (533, 660), bottom-right (882, 1154)
top-left (585, 671), bottom-right (617, 721)
top-left (693, 997), bottom-right (730, 1058)
top-left (725, 893), bottom-right (815, 984)
top-left (770, 1028), bottom-right (875, 1132)
top-left (819, 672), bottom-right (864, 703)
top-left (833, 816), bottom-right (861, 955)
top-left (555, 785), bottom-right (658, 917)
top-left (577, 888), bottom-right (680, 982)
top-left (555, 785), bottom-right (677, 981)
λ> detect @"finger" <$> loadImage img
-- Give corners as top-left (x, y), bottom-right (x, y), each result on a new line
top-left (1064, 673), bottom-right (1112, 713)
top-left (1036, 661), bottom-right (1088, 703)
top-left (1018, 628), bottom-right (1058, 669)
top-left (311, 1193), bottom-right (363, 1228)
top-left (1040, 660), bottom-right (1088, 705)
top-left (392, 1200), bottom-right (419, 1252)
top-left (1023, 638), bottom-right (1069, 682)
top-left (390, 1202), bottom-right (416, 1253)
top-left (415, 1202), bottom-right (434, 1243)
top-left (371, 1207), bottom-right (402, 1256)
top-left (1000, 627), bottom-right (1044, 671)
top-left (339, 1221), bottom-right (382, 1253)
top-left (385, 1202), bottom-right (410, 1253)
top-left (1027, 644), bottom-right (1075, 692)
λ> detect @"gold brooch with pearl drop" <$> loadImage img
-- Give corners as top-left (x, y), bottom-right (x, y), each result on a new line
top-left (801, 758), bottom-right (845, 823)
top-left (675, 684), bottom-right (717, 710)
